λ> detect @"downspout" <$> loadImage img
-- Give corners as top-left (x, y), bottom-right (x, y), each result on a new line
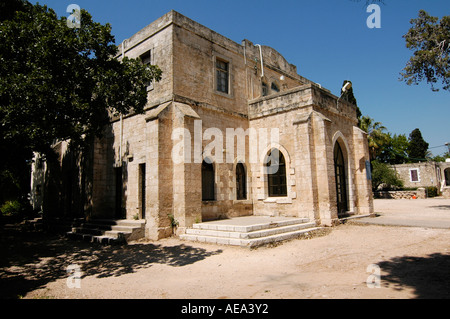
top-left (243, 40), bottom-right (248, 99)
top-left (255, 44), bottom-right (264, 78)
top-left (119, 40), bottom-right (128, 164)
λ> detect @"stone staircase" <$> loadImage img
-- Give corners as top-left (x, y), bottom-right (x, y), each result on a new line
top-left (66, 219), bottom-right (146, 245)
top-left (180, 216), bottom-right (322, 248)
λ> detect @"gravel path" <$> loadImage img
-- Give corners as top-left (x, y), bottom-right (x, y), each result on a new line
top-left (1, 199), bottom-right (449, 299)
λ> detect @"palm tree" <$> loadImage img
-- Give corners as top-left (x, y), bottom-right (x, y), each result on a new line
top-left (359, 116), bottom-right (388, 160)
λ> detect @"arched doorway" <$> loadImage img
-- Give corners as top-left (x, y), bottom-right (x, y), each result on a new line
top-left (236, 162), bottom-right (247, 200)
top-left (445, 168), bottom-right (450, 186)
top-left (334, 142), bottom-right (348, 216)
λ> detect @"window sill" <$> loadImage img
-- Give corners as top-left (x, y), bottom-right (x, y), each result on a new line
top-left (213, 90), bottom-right (234, 100)
top-left (263, 197), bottom-right (292, 204)
top-left (233, 199), bottom-right (252, 205)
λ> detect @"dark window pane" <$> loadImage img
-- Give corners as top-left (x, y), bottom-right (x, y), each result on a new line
top-left (216, 59), bottom-right (229, 93)
top-left (236, 163), bottom-right (247, 200)
top-left (266, 149), bottom-right (287, 197)
top-left (202, 161), bottom-right (215, 201)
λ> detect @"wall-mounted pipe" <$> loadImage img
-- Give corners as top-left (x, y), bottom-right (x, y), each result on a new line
top-left (119, 40), bottom-right (128, 164)
top-left (255, 44), bottom-right (264, 78)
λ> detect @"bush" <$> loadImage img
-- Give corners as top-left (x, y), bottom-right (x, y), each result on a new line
top-left (426, 186), bottom-right (438, 198)
top-left (0, 200), bottom-right (23, 217)
top-left (371, 160), bottom-right (404, 190)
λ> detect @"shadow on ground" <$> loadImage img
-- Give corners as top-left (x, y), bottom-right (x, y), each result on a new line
top-left (0, 225), bottom-right (222, 299)
top-left (428, 205), bottom-right (450, 210)
top-left (379, 253), bottom-right (450, 299)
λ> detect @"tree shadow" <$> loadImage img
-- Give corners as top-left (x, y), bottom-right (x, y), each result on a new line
top-left (428, 205), bottom-right (450, 210)
top-left (0, 226), bottom-right (222, 299)
top-left (378, 253), bottom-right (450, 299)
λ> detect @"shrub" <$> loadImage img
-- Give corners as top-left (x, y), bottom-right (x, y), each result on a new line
top-left (371, 160), bottom-right (404, 190)
top-left (425, 186), bottom-right (438, 198)
top-left (0, 200), bottom-right (23, 217)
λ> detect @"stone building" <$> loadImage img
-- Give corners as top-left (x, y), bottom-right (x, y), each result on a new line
top-left (31, 10), bottom-right (374, 240)
top-left (389, 161), bottom-right (450, 198)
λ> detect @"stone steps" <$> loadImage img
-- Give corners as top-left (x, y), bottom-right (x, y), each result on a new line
top-left (66, 219), bottom-right (145, 245)
top-left (180, 216), bottom-right (322, 248)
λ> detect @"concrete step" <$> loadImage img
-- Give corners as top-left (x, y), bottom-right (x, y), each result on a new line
top-left (186, 221), bottom-right (316, 239)
top-left (181, 227), bottom-right (322, 248)
top-left (180, 216), bottom-right (321, 248)
top-left (192, 217), bottom-right (309, 233)
top-left (66, 231), bottom-right (124, 245)
top-left (66, 219), bottom-right (145, 244)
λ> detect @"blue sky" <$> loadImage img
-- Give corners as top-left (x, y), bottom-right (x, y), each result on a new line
top-left (32, 0), bottom-right (450, 156)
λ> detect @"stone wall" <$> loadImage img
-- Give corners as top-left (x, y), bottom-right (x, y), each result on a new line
top-left (374, 188), bottom-right (426, 199)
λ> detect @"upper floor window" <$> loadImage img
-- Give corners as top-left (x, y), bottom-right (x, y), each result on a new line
top-left (140, 50), bottom-right (153, 90)
top-left (262, 82), bottom-right (268, 96)
top-left (216, 58), bottom-right (229, 94)
top-left (271, 82), bottom-right (280, 93)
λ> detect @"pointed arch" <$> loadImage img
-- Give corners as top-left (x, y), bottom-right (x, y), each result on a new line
top-left (332, 131), bottom-right (355, 215)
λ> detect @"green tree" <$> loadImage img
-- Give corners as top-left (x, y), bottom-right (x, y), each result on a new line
top-left (371, 160), bottom-right (403, 190)
top-left (0, 0), bottom-right (29, 22)
top-left (407, 128), bottom-right (429, 162)
top-left (0, 2), bottom-right (162, 204)
top-left (378, 133), bottom-right (410, 164)
top-left (359, 116), bottom-right (388, 160)
top-left (400, 10), bottom-right (450, 92)
top-left (431, 152), bottom-right (450, 162)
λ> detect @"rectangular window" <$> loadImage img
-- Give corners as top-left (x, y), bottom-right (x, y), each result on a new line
top-left (140, 50), bottom-right (153, 90)
top-left (410, 168), bottom-right (420, 182)
top-left (216, 58), bottom-right (229, 94)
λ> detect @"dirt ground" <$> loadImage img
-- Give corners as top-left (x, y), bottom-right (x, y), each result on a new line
top-left (1, 199), bottom-right (449, 299)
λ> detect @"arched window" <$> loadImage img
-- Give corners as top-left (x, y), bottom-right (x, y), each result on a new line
top-left (236, 163), bottom-right (247, 200)
top-left (266, 149), bottom-right (287, 197)
top-left (202, 160), bottom-right (215, 201)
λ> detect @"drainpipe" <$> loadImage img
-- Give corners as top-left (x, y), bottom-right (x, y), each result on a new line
top-left (119, 40), bottom-right (128, 164)
top-left (255, 44), bottom-right (264, 78)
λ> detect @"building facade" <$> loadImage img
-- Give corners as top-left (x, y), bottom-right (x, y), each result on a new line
top-left (31, 11), bottom-right (374, 240)
top-left (390, 161), bottom-right (450, 198)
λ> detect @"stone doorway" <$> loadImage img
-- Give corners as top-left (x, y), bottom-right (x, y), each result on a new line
top-left (334, 142), bottom-right (348, 216)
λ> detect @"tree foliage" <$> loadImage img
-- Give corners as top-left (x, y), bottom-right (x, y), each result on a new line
top-left (407, 128), bottom-right (429, 162)
top-left (378, 133), bottom-right (410, 164)
top-left (0, 2), bottom-right (162, 204)
top-left (371, 160), bottom-right (403, 190)
top-left (359, 116), bottom-right (388, 160)
top-left (400, 10), bottom-right (450, 92)
top-left (0, 3), bottom-right (162, 156)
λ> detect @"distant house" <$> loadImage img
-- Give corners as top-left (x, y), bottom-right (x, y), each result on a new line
top-left (30, 11), bottom-right (374, 240)
top-left (390, 161), bottom-right (450, 198)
